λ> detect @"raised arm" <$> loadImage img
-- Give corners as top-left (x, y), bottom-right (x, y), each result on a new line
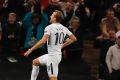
top-left (24, 34), bottom-right (49, 56)
top-left (39, 11), bottom-right (48, 28)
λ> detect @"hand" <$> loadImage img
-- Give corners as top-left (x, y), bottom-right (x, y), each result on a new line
top-left (8, 35), bottom-right (14, 39)
top-left (109, 69), bottom-right (112, 74)
top-left (24, 49), bottom-right (32, 57)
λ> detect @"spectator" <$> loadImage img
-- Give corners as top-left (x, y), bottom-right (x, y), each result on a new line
top-left (62, 1), bottom-right (74, 26)
top-left (106, 32), bottom-right (120, 80)
top-left (22, 1), bottom-right (48, 60)
top-left (0, 0), bottom-right (5, 13)
top-left (97, 8), bottom-right (120, 80)
top-left (63, 16), bottom-right (83, 60)
top-left (1, 12), bottom-right (21, 62)
top-left (86, 0), bottom-right (107, 34)
top-left (75, 0), bottom-right (91, 32)
top-left (3, 0), bottom-right (25, 20)
top-left (97, 8), bottom-right (120, 40)
top-left (0, 0), bottom-right (5, 9)
top-left (0, 0), bottom-right (7, 21)
top-left (113, 3), bottom-right (120, 20)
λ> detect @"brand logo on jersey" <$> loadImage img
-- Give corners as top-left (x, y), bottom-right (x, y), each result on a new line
top-left (44, 31), bottom-right (47, 33)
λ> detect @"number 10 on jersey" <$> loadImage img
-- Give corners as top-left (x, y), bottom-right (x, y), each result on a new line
top-left (55, 32), bottom-right (65, 45)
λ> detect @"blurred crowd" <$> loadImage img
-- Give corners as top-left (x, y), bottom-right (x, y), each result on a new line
top-left (0, 0), bottom-right (120, 80)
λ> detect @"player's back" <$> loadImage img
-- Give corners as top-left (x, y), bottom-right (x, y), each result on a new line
top-left (45, 23), bottom-right (71, 55)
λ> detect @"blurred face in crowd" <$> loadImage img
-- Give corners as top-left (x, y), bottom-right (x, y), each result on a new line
top-left (106, 10), bottom-right (115, 19)
top-left (31, 13), bottom-right (41, 26)
top-left (32, 17), bottom-right (40, 25)
top-left (71, 19), bottom-right (80, 29)
top-left (70, 16), bottom-right (80, 29)
top-left (8, 13), bottom-right (16, 24)
top-left (65, 2), bottom-right (74, 12)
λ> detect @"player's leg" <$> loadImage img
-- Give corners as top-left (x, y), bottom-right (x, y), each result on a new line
top-left (48, 63), bottom-right (58, 80)
top-left (31, 58), bottom-right (40, 80)
top-left (49, 77), bottom-right (57, 80)
top-left (31, 54), bottom-right (48, 80)
top-left (47, 55), bottom-right (61, 80)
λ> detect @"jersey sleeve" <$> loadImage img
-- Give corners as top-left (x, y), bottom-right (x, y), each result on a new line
top-left (44, 26), bottom-right (51, 35)
top-left (65, 28), bottom-right (73, 36)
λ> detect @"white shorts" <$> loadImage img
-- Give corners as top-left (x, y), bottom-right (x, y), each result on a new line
top-left (38, 54), bottom-right (62, 77)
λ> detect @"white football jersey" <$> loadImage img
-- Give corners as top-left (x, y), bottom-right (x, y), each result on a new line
top-left (44, 23), bottom-right (72, 55)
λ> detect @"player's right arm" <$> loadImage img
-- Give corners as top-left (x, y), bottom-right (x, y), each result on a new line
top-left (24, 34), bottom-right (49, 56)
top-left (24, 25), bottom-right (50, 56)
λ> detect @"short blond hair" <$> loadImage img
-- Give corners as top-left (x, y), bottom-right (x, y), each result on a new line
top-left (54, 10), bottom-right (64, 23)
top-left (8, 12), bottom-right (16, 17)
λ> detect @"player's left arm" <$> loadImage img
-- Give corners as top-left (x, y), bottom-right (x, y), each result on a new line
top-left (24, 34), bottom-right (49, 56)
top-left (62, 34), bottom-right (77, 49)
